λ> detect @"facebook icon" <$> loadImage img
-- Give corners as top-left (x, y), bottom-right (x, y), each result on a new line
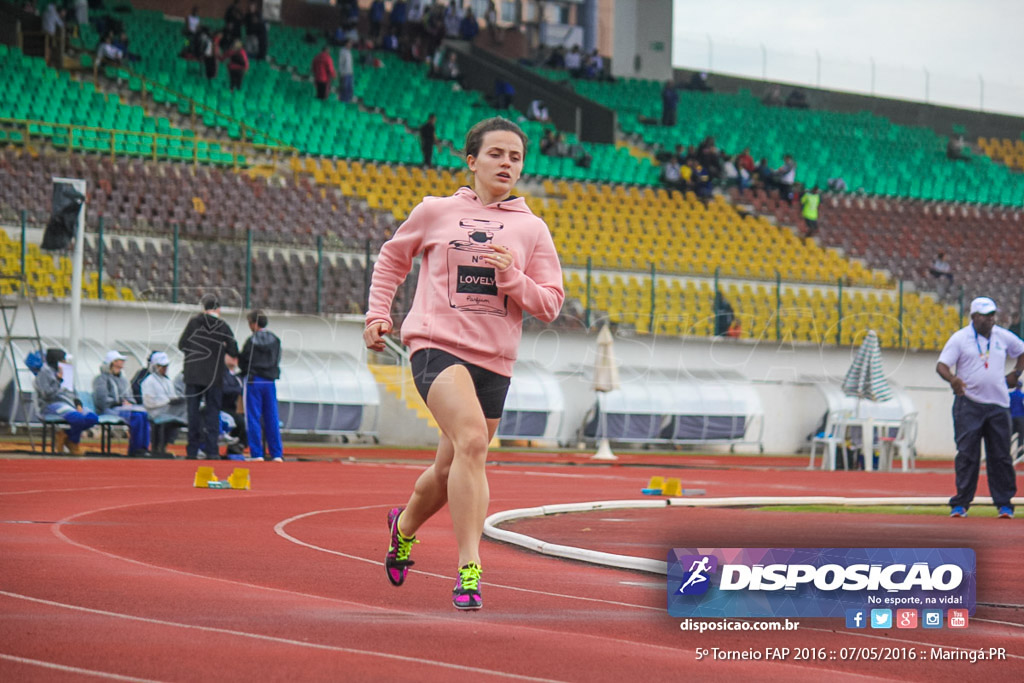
top-left (846, 609), bottom-right (866, 629)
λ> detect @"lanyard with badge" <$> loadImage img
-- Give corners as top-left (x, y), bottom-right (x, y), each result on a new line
top-left (974, 328), bottom-right (991, 369)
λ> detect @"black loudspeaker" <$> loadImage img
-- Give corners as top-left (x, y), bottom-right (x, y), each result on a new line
top-left (41, 181), bottom-right (85, 251)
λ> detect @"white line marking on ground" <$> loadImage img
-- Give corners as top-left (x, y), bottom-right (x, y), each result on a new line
top-left (0, 653), bottom-right (164, 682)
top-left (0, 591), bottom-right (567, 683)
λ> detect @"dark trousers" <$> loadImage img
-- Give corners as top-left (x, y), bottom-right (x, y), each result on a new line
top-left (1013, 416), bottom-right (1024, 456)
top-left (186, 381), bottom-right (223, 458)
top-left (950, 396), bottom-right (1017, 510)
top-left (229, 70), bottom-right (243, 90)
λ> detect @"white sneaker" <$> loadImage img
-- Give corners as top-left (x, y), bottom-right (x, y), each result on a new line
top-left (271, 457), bottom-right (284, 463)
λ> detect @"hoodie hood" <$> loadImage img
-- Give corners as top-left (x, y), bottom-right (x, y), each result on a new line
top-left (452, 186), bottom-right (533, 214)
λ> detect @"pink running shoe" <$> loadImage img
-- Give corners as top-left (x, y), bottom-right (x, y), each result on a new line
top-left (385, 507), bottom-right (417, 586)
top-left (452, 562), bottom-right (483, 610)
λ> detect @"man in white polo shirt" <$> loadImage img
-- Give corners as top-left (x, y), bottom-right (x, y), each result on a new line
top-left (937, 297), bottom-right (1024, 519)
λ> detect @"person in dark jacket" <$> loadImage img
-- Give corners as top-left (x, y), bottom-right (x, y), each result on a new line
top-left (178, 294), bottom-right (239, 459)
top-left (238, 309), bottom-right (283, 462)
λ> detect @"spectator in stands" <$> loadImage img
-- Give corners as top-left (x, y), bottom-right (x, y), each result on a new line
top-left (460, 8), bottom-right (479, 41)
top-left (762, 83), bottom-right (783, 107)
top-left (786, 88), bottom-right (810, 109)
top-left (1012, 380), bottom-right (1024, 462)
top-left (754, 157), bottom-right (772, 187)
top-left (199, 27), bottom-right (219, 81)
top-left (770, 154), bottom-right (797, 202)
top-left (223, 39), bottom-right (249, 91)
top-left (937, 296), bottom-right (1024, 519)
top-left (697, 136), bottom-right (722, 180)
top-left (186, 6), bottom-right (201, 35)
top-left (714, 290), bottom-right (735, 337)
top-left (721, 155), bottom-right (741, 188)
top-left (947, 135), bottom-right (970, 161)
top-left (381, 28), bottom-right (400, 52)
top-left (687, 71), bottom-right (712, 92)
top-left (827, 176), bottom-right (848, 193)
top-left (239, 309), bottom-right (284, 463)
top-left (929, 251), bottom-right (954, 300)
top-left (364, 116), bottom-right (564, 610)
top-left (73, 0), bottom-right (88, 27)
top-left (494, 79), bottom-right (515, 109)
top-left (661, 80), bottom-right (679, 127)
top-left (545, 46), bottom-right (566, 69)
top-left (337, 38), bottom-right (355, 103)
top-left (801, 186), bottom-right (821, 239)
top-left (22, 1), bottom-right (38, 16)
top-left (42, 3), bottom-right (65, 57)
top-left (486, 2), bottom-right (500, 44)
top-left (564, 45), bottom-right (583, 76)
top-left (178, 294), bottom-right (239, 460)
top-left (736, 147), bottom-right (755, 179)
top-left (35, 348), bottom-right (98, 456)
top-left (390, 0), bottom-right (409, 34)
top-left (539, 129), bottom-right (557, 156)
top-left (688, 158), bottom-right (713, 204)
top-left (223, 0), bottom-right (244, 44)
top-left (245, 2), bottom-right (268, 60)
top-left (94, 32), bottom-right (123, 77)
top-left (661, 156), bottom-right (685, 193)
top-left (419, 113), bottom-right (437, 167)
top-left (113, 31), bottom-right (140, 63)
top-left (583, 50), bottom-right (604, 80)
top-left (93, 350), bottom-right (151, 458)
top-left (528, 99), bottom-right (550, 122)
top-left (369, 0), bottom-right (386, 42)
top-left (141, 352), bottom-right (186, 459)
top-left (436, 51), bottom-right (461, 84)
top-left (312, 45), bottom-right (336, 100)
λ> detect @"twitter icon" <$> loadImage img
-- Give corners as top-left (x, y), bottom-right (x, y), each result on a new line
top-left (870, 609), bottom-right (892, 629)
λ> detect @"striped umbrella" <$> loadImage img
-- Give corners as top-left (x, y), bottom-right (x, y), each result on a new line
top-left (842, 330), bottom-right (894, 402)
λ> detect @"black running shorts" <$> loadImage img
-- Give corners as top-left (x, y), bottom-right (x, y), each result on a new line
top-left (410, 348), bottom-right (511, 420)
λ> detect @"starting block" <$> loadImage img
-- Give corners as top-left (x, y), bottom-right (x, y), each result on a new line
top-left (641, 475), bottom-right (683, 497)
top-left (641, 475), bottom-right (664, 495)
top-left (662, 477), bottom-right (682, 497)
top-left (194, 466), bottom-right (218, 488)
top-left (227, 468), bottom-right (250, 490)
top-left (193, 466), bottom-right (250, 490)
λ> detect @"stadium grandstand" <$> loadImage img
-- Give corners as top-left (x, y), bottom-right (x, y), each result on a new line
top-left (0, 0), bottom-right (1021, 458)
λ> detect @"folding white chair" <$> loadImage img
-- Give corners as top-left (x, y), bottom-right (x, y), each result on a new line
top-left (809, 410), bottom-right (850, 470)
top-left (878, 412), bottom-right (918, 472)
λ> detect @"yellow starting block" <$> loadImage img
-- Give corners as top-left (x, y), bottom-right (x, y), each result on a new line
top-left (194, 466), bottom-right (218, 488)
top-left (662, 477), bottom-right (682, 497)
top-left (227, 468), bottom-right (251, 490)
top-left (194, 466), bottom-right (250, 490)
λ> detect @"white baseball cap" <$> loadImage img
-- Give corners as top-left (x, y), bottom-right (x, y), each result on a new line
top-left (969, 297), bottom-right (997, 315)
top-left (150, 351), bottom-right (170, 367)
top-left (103, 350), bottom-right (127, 365)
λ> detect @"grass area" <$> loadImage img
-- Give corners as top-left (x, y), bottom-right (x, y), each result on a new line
top-left (758, 504), bottom-right (1005, 517)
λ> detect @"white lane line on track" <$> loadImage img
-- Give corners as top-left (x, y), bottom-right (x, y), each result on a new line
top-left (0, 591), bottom-right (566, 683)
top-left (0, 653), bottom-right (164, 682)
top-left (274, 509), bottom-right (663, 611)
top-left (44, 497), bottom-right (713, 663)
top-left (36, 467), bottom-right (1021, 668)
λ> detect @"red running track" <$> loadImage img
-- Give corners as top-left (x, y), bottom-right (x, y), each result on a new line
top-left (0, 456), bottom-right (1021, 681)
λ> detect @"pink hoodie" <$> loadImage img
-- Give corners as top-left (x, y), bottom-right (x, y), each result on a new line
top-left (366, 187), bottom-right (564, 376)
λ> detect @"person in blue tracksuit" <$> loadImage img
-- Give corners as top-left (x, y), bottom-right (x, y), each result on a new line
top-left (238, 309), bottom-right (283, 462)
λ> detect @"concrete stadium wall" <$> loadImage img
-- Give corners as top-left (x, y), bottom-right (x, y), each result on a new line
top-left (6, 298), bottom-right (961, 457)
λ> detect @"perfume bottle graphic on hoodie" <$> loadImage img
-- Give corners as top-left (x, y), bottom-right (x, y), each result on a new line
top-left (447, 218), bottom-right (508, 316)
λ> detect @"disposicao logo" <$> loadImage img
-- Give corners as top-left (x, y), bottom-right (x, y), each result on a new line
top-left (667, 548), bottom-right (975, 619)
top-left (675, 555), bottom-right (718, 595)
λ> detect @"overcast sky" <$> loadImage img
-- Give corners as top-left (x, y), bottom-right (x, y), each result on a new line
top-left (672, 0), bottom-right (1024, 115)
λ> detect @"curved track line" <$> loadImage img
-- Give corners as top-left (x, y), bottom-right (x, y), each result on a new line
top-left (0, 653), bottom-right (163, 682)
top-left (274, 508), bottom-right (664, 611)
top-left (0, 591), bottom-right (566, 683)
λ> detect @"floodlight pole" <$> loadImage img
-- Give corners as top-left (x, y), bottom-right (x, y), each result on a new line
top-left (54, 176), bottom-right (86, 384)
